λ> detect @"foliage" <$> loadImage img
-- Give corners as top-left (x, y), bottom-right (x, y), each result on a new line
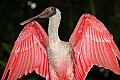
top-left (2, 43), bottom-right (12, 53)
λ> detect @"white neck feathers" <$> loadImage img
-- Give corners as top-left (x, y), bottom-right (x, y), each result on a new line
top-left (48, 8), bottom-right (61, 43)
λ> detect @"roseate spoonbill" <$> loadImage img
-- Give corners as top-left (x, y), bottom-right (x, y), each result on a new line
top-left (1, 7), bottom-right (120, 80)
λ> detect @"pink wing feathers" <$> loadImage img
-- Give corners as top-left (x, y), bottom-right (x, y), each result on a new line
top-left (1, 21), bottom-right (49, 80)
top-left (69, 14), bottom-right (120, 80)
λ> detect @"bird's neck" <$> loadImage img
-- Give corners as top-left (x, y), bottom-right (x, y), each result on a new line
top-left (48, 12), bottom-right (61, 43)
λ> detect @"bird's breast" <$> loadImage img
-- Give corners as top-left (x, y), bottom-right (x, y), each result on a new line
top-left (47, 41), bottom-right (75, 80)
top-left (47, 41), bottom-right (72, 59)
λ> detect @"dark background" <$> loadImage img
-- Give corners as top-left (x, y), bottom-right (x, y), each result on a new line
top-left (0, 0), bottom-right (120, 80)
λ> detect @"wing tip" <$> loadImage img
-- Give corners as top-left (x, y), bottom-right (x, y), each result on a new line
top-left (1, 68), bottom-right (9, 80)
top-left (82, 13), bottom-right (95, 19)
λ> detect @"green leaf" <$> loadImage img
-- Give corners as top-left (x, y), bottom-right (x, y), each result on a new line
top-left (2, 43), bottom-right (12, 53)
top-left (0, 60), bottom-right (6, 67)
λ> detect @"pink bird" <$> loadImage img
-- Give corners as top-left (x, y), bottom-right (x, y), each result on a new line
top-left (1, 7), bottom-right (120, 80)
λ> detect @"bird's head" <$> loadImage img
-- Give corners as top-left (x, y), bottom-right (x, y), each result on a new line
top-left (20, 7), bottom-right (60, 25)
top-left (39, 6), bottom-right (57, 18)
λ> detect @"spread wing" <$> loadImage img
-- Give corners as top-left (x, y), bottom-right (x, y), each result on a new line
top-left (1, 21), bottom-right (49, 80)
top-left (69, 14), bottom-right (120, 80)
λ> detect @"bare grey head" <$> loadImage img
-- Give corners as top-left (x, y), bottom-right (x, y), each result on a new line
top-left (20, 6), bottom-right (58, 25)
top-left (39, 7), bottom-right (56, 18)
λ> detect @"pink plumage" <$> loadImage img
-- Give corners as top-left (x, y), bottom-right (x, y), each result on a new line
top-left (69, 14), bottom-right (120, 79)
top-left (1, 21), bottom-right (49, 80)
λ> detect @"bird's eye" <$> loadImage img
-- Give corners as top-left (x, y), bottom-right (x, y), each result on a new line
top-left (51, 7), bottom-right (55, 11)
top-left (48, 7), bottom-right (56, 17)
